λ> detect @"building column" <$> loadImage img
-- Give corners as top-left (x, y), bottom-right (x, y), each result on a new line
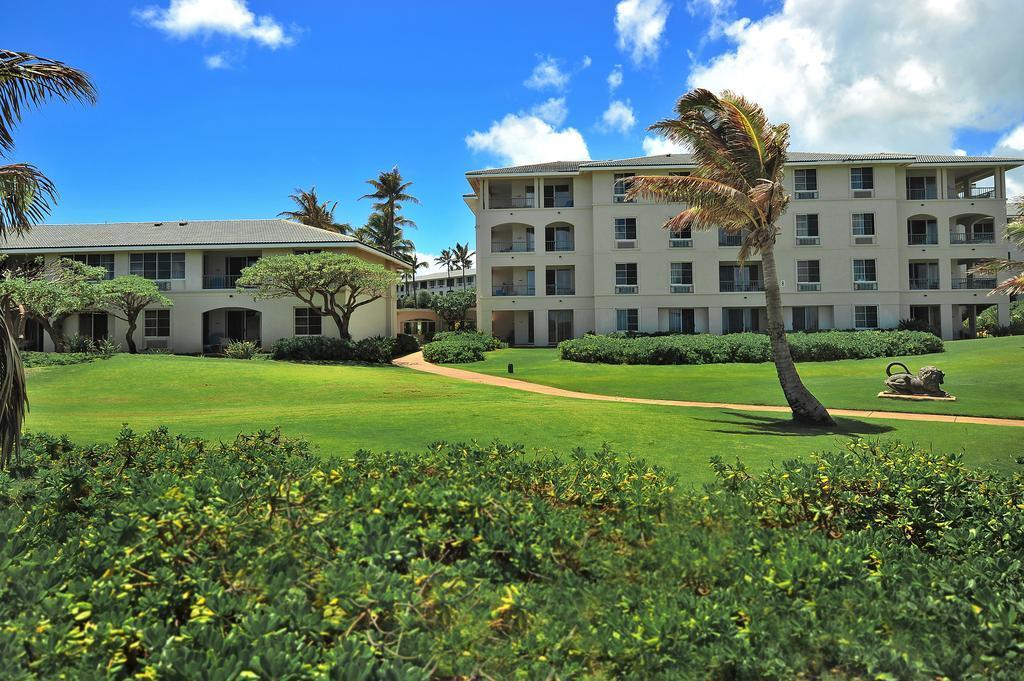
top-left (939, 304), bottom-right (955, 341)
top-left (998, 301), bottom-right (1011, 327)
top-left (708, 306), bottom-right (723, 335)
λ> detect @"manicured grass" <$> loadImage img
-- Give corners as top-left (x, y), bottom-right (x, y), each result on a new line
top-left (23, 354), bottom-right (1024, 483)
top-left (455, 336), bottom-right (1024, 419)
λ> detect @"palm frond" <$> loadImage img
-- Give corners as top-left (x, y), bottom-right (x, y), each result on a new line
top-left (0, 163), bottom-right (58, 240)
top-left (0, 312), bottom-right (27, 469)
top-left (0, 50), bottom-right (97, 152)
top-left (990, 273), bottom-right (1024, 296)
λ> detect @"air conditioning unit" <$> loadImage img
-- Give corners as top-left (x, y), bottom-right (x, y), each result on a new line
top-left (797, 282), bottom-right (821, 292)
top-left (853, 235), bottom-right (875, 245)
top-left (614, 285), bottom-right (639, 294)
top-left (615, 239), bottom-right (637, 249)
top-left (794, 190), bottom-right (818, 200)
top-left (670, 283), bottom-right (694, 293)
top-left (669, 238), bottom-right (693, 248)
top-left (796, 236), bottom-right (820, 246)
top-left (851, 189), bottom-right (874, 199)
top-left (145, 339), bottom-right (169, 350)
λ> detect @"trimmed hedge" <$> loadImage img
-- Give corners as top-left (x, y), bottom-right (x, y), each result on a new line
top-left (2, 430), bottom-right (1023, 678)
top-left (20, 351), bottom-right (96, 368)
top-left (269, 335), bottom-right (402, 363)
top-left (560, 330), bottom-right (944, 365)
top-left (422, 331), bottom-right (503, 364)
top-left (392, 333), bottom-right (420, 357)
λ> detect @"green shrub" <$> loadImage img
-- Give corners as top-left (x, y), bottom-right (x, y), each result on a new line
top-left (223, 339), bottom-right (260, 359)
top-left (353, 335), bottom-right (396, 364)
top-left (92, 338), bottom-right (120, 358)
top-left (19, 351), bottom-right (95, 368)
top-left (64, 333), bottom-right (95, 353)
top-left (269, 335), bottom-right (355, 361)
top-left (2, 430), bottom-right (1023, 679)
top-left (422, 331), bottom-right (503, 363)
top-left (560, 330), bottom-right (944, 365)
top-left (392, 333), bottom-right (420, 357)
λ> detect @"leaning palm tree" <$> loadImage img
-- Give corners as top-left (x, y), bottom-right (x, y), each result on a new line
top-left (0, 49), bottom-right (97, 468)
top-left (360, 166), bottom-right (419, 255)
top-left (452, 242), bottom-right (474, 289)
top-left (972, 196), bottom-right (1024, 295)
top-left (628, 89), bottom-right (833, 425)
top-left (279, 186), bottom-right (352, 234)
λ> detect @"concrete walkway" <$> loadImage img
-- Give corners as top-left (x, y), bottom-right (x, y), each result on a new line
top-left (394, 352), bottom-right (1024, 428)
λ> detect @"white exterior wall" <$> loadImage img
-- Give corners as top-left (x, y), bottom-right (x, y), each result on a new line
top-left (472, 160), bottom-right (1020, 343)
top-left (35, 245), bottom-right (399, 353)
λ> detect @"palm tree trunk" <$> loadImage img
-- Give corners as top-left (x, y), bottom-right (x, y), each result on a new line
top-left (0, 313), bottom-right (27, 469)
top-left (760, 248), bottom-right (834, 425)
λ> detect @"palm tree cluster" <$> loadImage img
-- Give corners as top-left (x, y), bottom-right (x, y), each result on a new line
top-left (0, 49), bottom-right (96, 468)
top-left (627, 88), bottom-right (833, 426)
top-left (974, 196), bottom-right (1024, 295)
top-left (433, 242), bottom-right (474, 289)
top-left (278, 186), bottom-right (352, 234)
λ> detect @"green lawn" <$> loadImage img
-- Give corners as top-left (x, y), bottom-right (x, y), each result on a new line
top-left (453, 336), bottom-right (1024, 419)
top-left (23, 354), bottom-right (1024, 483)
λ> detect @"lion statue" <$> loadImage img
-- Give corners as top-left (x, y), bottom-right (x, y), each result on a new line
top-left (883, 362), bottom-right (948, 397)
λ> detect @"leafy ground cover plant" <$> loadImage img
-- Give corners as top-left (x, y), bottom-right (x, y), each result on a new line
top-left (560, 330), bottom-right (944, 365)
top-left (422, 331), bottom-right (504, 363)
top-left (223, 339), bottom-right (260, 359)
top-left (19, 351), bottom-right (95, 368)
top-left (1, 430), bottom-right (1022, 678)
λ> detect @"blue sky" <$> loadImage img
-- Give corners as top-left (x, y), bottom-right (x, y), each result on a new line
top-left (4, 0), bottom-right (1024, 271)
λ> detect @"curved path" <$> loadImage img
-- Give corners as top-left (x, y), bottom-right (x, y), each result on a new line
top-left (394, 352), bottom-right (1024, 428)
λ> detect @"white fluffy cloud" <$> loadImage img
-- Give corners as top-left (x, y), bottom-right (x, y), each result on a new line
top-left (993, 124), bottom-right (1024, 198)
top-left (413, 253), bottom-right (448, 276)
top-left (524, 55), bottom-right (570, 90)
top-left (615, 0), bottom-right (671, 65)
top-left (687, 0), bottom-right (1024, 153)
top-left (136, 0), bottom-right (292, 47)
top-left (466, 113), bottom-right (589, 166)
top-left (531, 97), bottom-right (568, 126)
top-left (601, 100), bottom-right (637, 134)
top-left (607, 64), bottom-right (624, 92)
top-left (204, 52), bottom-right (230, 69)
top-left (642, 136), bottom-right (690, 155)
top-left (581, 55), bottom-right (593, 69)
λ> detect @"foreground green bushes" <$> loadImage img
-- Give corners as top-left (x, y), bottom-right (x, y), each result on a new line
top-left (2, 430), bottom-right (1023, 678)
top-left (422, 331), bottom-right (503, 363)
top-left (269, 335), bottom-right (404, 363)
top-left (560, 330), bottom-right (944, 365)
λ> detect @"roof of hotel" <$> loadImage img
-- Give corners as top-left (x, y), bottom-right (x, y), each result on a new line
top-left (467, 152), bottom-right (1024, 176)
top-left (413, 268), bottom-right (476, 282)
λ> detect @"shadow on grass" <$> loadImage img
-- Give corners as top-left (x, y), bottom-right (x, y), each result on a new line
top-left (700, 410), bottom-right (896, 437)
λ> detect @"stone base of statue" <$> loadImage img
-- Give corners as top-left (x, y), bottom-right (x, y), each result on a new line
top-left (877, 391), bottom-right (957, 402)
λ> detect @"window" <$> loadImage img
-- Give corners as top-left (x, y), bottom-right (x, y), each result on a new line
top-left (850, 167), bottom-right (874, 190)
top-left (718, 228), bottom-right (742, 247)
top-left (294, 308), bottom-right (322, 335)
top-left (719, 264), bottom-right (762, 292)
top-left (795, 214), bottom-right (820, 245)
top-left (616, 308), bottom-right (639, 332)
top-left (668, 308), bottom-right (695, 333)
top-left (546, 267), bottom-right (574, 295)
top-left (723, 308), bottom-right (760, 333)
top-left (794, 169), bottom-right (817, 199)
top-left (548, 310), bottom-right (574, 343)
top-left (72, 254), bottom-right (115, 279)
top-left (78, 312), bottom-right (109, 340)
top-left (906, 175), bottom-right (937, 200)
top-left (908, 262), bottom-right (939, 290)
top-left (670, 262), bottom-right (693, 293)
top-left (796, 260), bottom-right (821, 291)
top-left (852, 213), bottom-right (875, 244)
top-left (854, 305), bottom-right (878, 329)
top-left (791, 306), bottom-right (819, 331)
top-left (615, 263), bottom-right (638, 294)
top-left (614, 218), bottom-right (637, 242)
top-left (669, 226), bottom-right (692, 247)
top-left (144, 309), bottom-right (171, 337)
top-left (130, 252), bottom-right (185, 280)
top-left (545, 224), bottom-right (574, 251)
top-left (543, 183), bottom-right (572, 208)
top-left (853, 259), bottom-right (877, 290)
top-left (907, 218), bottom-right (938, 245)
top-left (613, 173), bottom-right (634, 203)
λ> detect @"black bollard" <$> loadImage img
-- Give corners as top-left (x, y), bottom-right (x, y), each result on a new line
top-left (508, 363), bottom-right (514, 374)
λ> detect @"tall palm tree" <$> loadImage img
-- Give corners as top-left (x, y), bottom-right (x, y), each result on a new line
top-left (0, 50), bottom-right (96, 468)
top-left (452, 242), bottom-right (474, 289)
top-left (628, 89), bottom-right (833, 426)
top-left (279, 186), bottom-right (352, 234)
top-left (405, 253), bottom-right (428, 299)
top-left (973, 196), bottom-right (1024, 295)
top-left (356, 210), bottom-right (416, 257)
top-left (359, 166), bottom-right (419, 255)
top-left (435, 249), bottom-right (454, 286)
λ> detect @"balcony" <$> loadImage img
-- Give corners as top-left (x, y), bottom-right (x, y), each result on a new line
top-left (491, 240), bottom-right (534, 253)
top-left (719, 280), bottom-right (764, 293)
top-left (948, 186), bottom-right (996, 199)
top-left (487, 180), bottom-right (536, 209)
top-left (492, 284), bottom-right (535, 296)
top-left (908, 234), bottom-right (938, 246)
top-left (546, 284), bottom-right (575, 295)
top-left (490, 196), bottom-right (535, 209)
top-left (203, 274), bottom-right (245, 289)
top-left (950, 232), bottom-right (995, 245)
top-left (951, 277), bottom-right (996, 290)
top-left (909, 278), bottom-right (940, 290)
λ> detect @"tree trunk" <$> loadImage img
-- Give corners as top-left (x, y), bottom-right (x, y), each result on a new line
top-left (329, 310), bottom-right (351, 340)
top-left (125, 319), bottom-right (138, 354)
top-left (760, 248), bottom-right (835, 425)
top-left (40, 317), bottom-right (67, 353)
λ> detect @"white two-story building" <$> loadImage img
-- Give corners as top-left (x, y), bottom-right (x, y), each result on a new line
top-left (466, 152), bottom-right (1023, 345)
top-left (2, 219), bottom-right (407, 353)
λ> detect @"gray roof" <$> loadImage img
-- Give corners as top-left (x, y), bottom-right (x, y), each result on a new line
top-left (1, 219), bottom-right (360, 251)
top-left (469, 152), bottom-right (1024, 175)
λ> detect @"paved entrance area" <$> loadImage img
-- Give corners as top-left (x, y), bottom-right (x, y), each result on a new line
top-left (394, 352), bottom-right (1024, 428)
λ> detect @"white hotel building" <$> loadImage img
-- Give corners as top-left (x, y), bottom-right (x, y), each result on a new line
top-left (466, 153), bottom-right (1023, 345)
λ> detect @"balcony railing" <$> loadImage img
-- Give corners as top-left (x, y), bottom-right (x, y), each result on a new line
top-left (489, 197), bottom-right (535, 209)
top-left (545, 240), bottom-right (575, 252)
top-left (719, 281), bottom-right (764, 292)
top-left (951, 277), bottom-right (996, 290)
top-left (909, 278), bottom-right (940, 290)
top-left (950, 232), bottom-right (995, 244)
top-left (948, 186), bottom-right (996, 199)
top-left (908, 234), bottom-right (938, 245)
top-left (492, 284), bottom-right (535, 296)
top-left (906, 188), bottom-right (938, 200)
top-left (491, 240), bottom-right (534, 253)
top-left (203, 274), bottom-right (244, 289)
top-left (796, 235), bottom-right (820, 246)
top-left (545, 285), bottom-right (575, 295)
